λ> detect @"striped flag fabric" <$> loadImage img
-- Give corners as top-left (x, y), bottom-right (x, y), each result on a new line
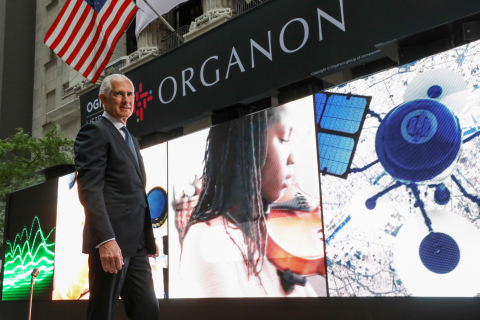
top-left (44, 0), bottom-right (137, 84)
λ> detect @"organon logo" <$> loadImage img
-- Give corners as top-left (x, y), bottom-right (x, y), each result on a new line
top-left (401, 109), bottom-right (438, 144)
top-left (135, 83), bottom-right (153, 122)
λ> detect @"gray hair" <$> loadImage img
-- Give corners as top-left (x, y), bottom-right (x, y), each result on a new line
top-left (99, 74), bottom-right (134, 97)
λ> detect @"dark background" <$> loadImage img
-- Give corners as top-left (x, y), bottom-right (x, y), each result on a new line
top-left (2, 298), bottom-right (480, 320)
top-left (79, 87), bottom-right (102, 126)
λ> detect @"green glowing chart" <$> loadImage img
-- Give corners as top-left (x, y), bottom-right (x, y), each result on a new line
top-left (2, 217), bottom-right (55, 300)
top-left (1, 179), bottom-right (58, 301)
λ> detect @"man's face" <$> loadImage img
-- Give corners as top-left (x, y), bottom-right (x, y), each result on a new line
top-left (100, 78), bottom-right (134, 125)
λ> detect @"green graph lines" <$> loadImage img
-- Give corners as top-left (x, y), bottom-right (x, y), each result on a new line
top-left (2, 216), bottom-right (55, 301)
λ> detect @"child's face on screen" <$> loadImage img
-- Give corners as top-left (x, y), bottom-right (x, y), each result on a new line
top-left (261, 109), bottom-right (295, 203)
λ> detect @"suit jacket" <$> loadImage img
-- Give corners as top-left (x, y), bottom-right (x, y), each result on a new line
top-left (74, 116), bottom-right (155, 257)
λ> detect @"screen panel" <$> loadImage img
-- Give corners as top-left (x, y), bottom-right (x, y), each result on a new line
top-left (52, 143), bottom-right (168, 300)
top-left (1, 179), bottom-right (58, 301)
top-left (321, 39), bottom-right (480, 297)
top-left (168, 96), bottom-right (327, 298)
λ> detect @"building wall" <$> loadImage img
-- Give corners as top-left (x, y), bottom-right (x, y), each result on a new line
top-left (0, 0), bottom-right (36, 140)
top-left (32, 0), bottom-right (127, 139)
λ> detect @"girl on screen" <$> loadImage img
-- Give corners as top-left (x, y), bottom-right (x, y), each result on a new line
top-left (178, 104), bottom-right (326, 298)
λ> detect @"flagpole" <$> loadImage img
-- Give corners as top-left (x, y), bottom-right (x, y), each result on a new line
top-left (143, 0), bottom-right (176, 32)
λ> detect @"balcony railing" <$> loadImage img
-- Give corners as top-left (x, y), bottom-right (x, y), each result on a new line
top-left (104, 57), bottom-right (128, 77)
top-left (236, 0), bottom-right (268, 16)
top-left (161, 25), bottom-right (190, 54)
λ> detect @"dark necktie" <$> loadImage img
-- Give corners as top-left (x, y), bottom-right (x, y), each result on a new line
top-left (120, 126), bottom-right (139, 165)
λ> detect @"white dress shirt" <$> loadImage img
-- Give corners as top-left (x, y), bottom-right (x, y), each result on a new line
top-left (103, 111), bottom-right (126, 138)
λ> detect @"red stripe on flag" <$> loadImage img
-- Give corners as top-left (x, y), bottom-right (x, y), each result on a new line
top-left (91, 6), bottom-right (137, 82)
top-left (45, 0), bottom-right (138, 83)
top-left (74, 0), bottom-right (119, 71)
top-left (44, 0), bottom-right (75, 43)
top-left (57, 4), bottom-right (92, 58)
top-left (84, 0), bottom-right (131, 78)
top-left (49, 0), bottom-right (83, 51)
top-left (65, 12), bottom-right (97, 65)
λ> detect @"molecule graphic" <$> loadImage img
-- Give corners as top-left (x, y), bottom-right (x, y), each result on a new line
top-left (345, 69), bottom-right (480, 296)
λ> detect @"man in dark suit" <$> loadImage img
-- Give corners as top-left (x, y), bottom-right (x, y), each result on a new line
top-left (75, 74), bottom-right (159, 320)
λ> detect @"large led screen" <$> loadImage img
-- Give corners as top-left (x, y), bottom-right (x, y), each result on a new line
top-left (320, 40), bottom-right (480, 297)
top-left (2, 179), bottom-right (58, 301)
top-left (168, 97), bottom-right (327, 298)
top-left (53, 143), bottom-right (168, 300)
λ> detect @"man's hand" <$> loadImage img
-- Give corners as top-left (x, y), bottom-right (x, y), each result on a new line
top-left (148, 242), bottom-right (159, 258)
top-left (99, 240), bottom-right (124, 273)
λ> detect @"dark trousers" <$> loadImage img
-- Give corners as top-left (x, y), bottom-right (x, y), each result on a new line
top-left (87, 246), bottom-right (159, 320)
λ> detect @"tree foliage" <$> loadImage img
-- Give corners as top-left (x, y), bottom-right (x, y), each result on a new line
top-left (0, 125), bottom-right (74, 252)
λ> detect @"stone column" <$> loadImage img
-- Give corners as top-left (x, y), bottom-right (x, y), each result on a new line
top-left (202, 0), bottom-right (235, 14)
top-left (185, 0), bottom-right (235, 41)
top-left (137, 11), bottom-right (175, 51)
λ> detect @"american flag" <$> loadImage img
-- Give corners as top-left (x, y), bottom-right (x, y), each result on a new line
top-left (44, 0), bottom-right (137, 84)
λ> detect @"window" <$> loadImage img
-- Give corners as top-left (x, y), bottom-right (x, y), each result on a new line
top-left (47, 90), bottom-right (56, 112)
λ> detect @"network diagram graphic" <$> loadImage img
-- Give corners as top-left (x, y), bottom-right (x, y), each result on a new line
top-left (320, 40), bottom-right (480, 297)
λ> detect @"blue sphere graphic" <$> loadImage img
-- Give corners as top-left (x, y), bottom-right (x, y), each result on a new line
top-left (427, 85), bottom-right (443, 99)
top-left (147, 187), bottom-right (167, 224)
top-left (434, 185), bottom-right (451, 205)
top-left (365, 198), bottom-right (376, 210)
top-left (376, 99), bottom-right (461, 182)
top-left (419, 232), bottom-right (460, 274)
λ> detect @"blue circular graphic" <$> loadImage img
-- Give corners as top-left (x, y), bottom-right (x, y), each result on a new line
top-left (147, 187), bottom-right (167, 225)
top-left (427, 85), bottom-right (443, 99)
top-left (400, 109), bottom-right (438, 144)
top-left (375, 99), bottom-right (461, 182)
top-left (365, 198), bottom-right (376, 210)
top-left (434, 185), bottom-right (450, 205)
top-left (419, 232), bottom-right (460, 274)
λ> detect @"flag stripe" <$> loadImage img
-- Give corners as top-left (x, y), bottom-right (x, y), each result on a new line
top-left (44, 0), bottom-right (136, 83)
top-left (48, 0), bottom-right (83, 51)
top-left (91, 6), bottom-right (137, 82)
top-left (44, 0), bottom-right (77, 44)
top-left (83, 1), bottom-right (132, 79)
top-left (66, 11), bottom-right (101, 66)
top-left (62, 10), bottom-right (96, 62)
top-left (56, 3), bottom-right (91, 57)
top-left (74, 0), bottom-right (119, 71)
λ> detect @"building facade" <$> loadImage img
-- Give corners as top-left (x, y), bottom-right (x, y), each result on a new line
top-left (31, 0), bottom-right (266, 140)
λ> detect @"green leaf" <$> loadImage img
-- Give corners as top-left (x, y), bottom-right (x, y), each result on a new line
top-left (0, 124), bottom-right (74, 251)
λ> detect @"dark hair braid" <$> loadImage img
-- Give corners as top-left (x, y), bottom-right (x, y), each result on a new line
top-left (185, 109), bottom-right (282, 277)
